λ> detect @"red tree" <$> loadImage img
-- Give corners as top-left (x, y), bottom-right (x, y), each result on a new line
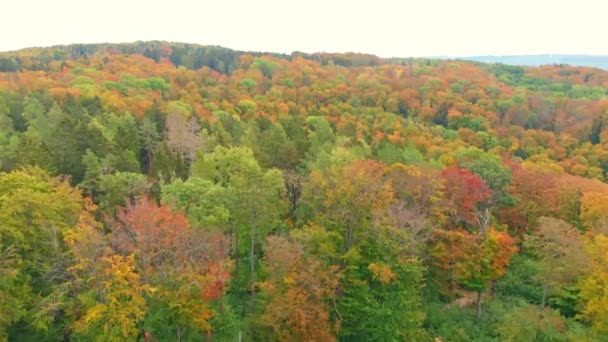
top-left (441, 166), bottom-right (492, 227)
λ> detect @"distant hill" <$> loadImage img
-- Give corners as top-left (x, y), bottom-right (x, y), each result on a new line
top-left (459, 54), bottom-right (608, 70)
top-left (0, 41), bottom-right (403, 73)
top-left (4, 42), bottom-right (607, 72)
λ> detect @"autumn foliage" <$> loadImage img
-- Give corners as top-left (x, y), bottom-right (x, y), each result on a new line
top-left (1, 42), bottom-right (608, 340)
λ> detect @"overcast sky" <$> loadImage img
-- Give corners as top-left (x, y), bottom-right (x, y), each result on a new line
top-left (2, 0), bottom-right (606, 57)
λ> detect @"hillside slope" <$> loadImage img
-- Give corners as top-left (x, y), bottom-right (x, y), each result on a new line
top-left (1, 42), bottom-right (608, 341)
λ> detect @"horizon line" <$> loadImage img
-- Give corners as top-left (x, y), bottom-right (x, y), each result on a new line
top-left (2, 40), bottom-right (608, 60)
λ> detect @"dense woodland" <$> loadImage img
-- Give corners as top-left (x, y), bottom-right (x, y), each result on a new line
top-left (1, 42), bottom-right (608, 341)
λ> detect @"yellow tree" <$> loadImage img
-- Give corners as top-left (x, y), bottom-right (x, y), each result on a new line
top-left (73, 254), bottom-right (153, 341)
top-left (581, 192), bottom-right (608, 232)
top-left (302, 159), bottom-right (394, 252)
top-left (579, 233), bottom-right (608, 335)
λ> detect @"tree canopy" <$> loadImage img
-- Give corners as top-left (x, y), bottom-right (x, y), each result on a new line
top-left (1, 41), bottom-right (608, 340)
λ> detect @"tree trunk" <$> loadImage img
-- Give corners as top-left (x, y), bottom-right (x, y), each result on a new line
top-left (345, 226), bottom-right (353, 251)
top-left (146, 149), bottom-right (153, 176)
top-left (476, 290), bottom-right (482, 320)
top-left (541, 283), bottom-right (548, 308)
top-left (250, 226), bottom-right (256, 311)
top-left (177, 325), bottom-right (184, 342)
top-left (477, 207), bottom-right (490, 236)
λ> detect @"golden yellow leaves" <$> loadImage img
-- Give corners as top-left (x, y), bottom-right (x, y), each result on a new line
top-left (581, 192), bottom-right (608, 231)
top-left (579, 234), bottom-right (608, 334)
top-left (74, 254), bottom-right (154, 339)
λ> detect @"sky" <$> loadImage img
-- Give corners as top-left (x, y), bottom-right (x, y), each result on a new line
top-left (2, 0), bottom-right (607, 57)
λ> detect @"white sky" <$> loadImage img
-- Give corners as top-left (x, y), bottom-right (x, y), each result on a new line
top-left (2, 0), bottom-right (607, 57)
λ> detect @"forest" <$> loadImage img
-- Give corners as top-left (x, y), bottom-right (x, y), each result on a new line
top-left (1, 41), bottom-right (608, 341)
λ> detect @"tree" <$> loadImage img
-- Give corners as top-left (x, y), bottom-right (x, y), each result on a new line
top-left (300, 159), bottom-right (393, 252)
top-left (141, 117), bottom-right (160, 175)
top-left (0, 96), bottom-right (13, 134)
top-left (12, 129), bottom-right (55, 171)
top-left (191, 146), bottom-right (286, 316)
top-left (0, 245), bottom-right (24, 341)
top-left (501, 161), bottom-right (561, 234)
top-left (386, 163), bottom-right (445, 255)
top-left (300, 160), bottom-right (427, 340)
top-left (161, 178), bottom-right (230, 230)
top-left (456, 228), bottom-right (518, 320)
top-left (454, 147), bottom-right (512, 205)
top-left (109, 196), bottom-right (232, 340)
top-left (580, 192), bottom-right (608, 232)
top-left (45, 102), bottom-right (92, 182)
top-left (579, 233), bottom-right (608, 335)
top-left (303, 116), bottom-right (335, 168)
top-left (0, 168), bottom-right (82, 338)
top-left (165, 101), bottom-right (202, 166)
top-left (73, 254), bottom-right (152, 341)
top-left (524, 217), bottom-right (585, 307)
top-left (431, 227), bottom-right (518, 319)
top-left (497, 305), bottom-right (567, 342)
top-left (80, 149), bottom-right (102, 196)
top-left (21, 96), bottom-right (46, 130)
top-left (442, 166), bottom-right (492, 229)
top-left (259, 235), bottom-right (339, 341)
top-left (337, 223), bottom-right (428, 341)
top-left (242, 122), bottom-right (299, 170)
top-left (109, 112), bottom-right (141, 165)
top-left (97, 172), bottom-right (149, 211)
top-left (375, 141), bottom-right (425, 166)
top-left (149, 142), bottom-right (188, 183)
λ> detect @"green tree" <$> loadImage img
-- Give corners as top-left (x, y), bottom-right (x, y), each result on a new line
top-left (141, 117), bottom-right (160, 175)
top-left (107, 113), bottom-right (142, 172)
top-left (45, 103), bottom-right (92, 182)
top-left (161, 178), bottom-right (230, 229)
top-left (0, 168), bottom-right (82, 338)
top-left (300, 160), bottom-right (427, 340)
top-left (80, 149), bottom-right (102, 196)
top-left (524, 217), bottom-right (586, 307)
top-left (97, 172), bottom-right (149, 211)
top-left (191, 146), bottom-right (286, 318)
top-left (497, 305), bottom-right (568, 342)
top-left (13, 130), bottom-right (55, 171)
